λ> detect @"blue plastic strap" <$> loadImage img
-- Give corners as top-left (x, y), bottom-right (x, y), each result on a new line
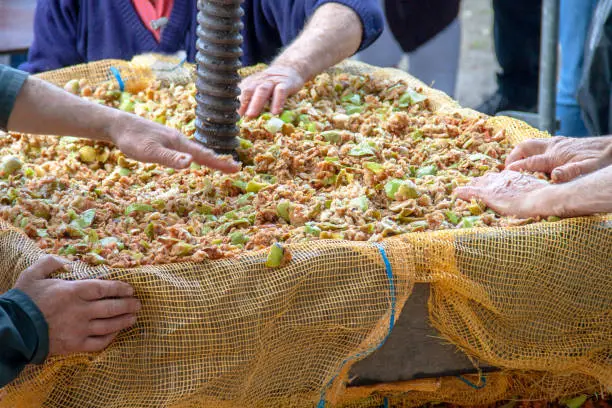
top-left (457, 374), bottom-right (487, 390)
top-left (109, 66), bottom-right (125, 92)
top-left (317, 243), bottom-right (396, 408)
top-left (374, 243), bottom-right (395, 336)
top-left (383, 397), bottom-right (390, 408)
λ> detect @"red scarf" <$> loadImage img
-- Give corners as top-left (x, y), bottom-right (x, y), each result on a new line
top-left (131, 0), bottom-right (175, 42)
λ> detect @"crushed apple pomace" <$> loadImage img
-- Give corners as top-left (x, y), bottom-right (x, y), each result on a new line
top-left (0, 72), bottom-right (549, 268)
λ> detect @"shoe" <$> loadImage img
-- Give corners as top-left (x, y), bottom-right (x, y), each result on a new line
top-left (476, 88), bottom-right (537, 116)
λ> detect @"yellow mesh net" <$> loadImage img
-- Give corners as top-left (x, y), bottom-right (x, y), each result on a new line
top-left (0, 57), bottom-right (610, 408)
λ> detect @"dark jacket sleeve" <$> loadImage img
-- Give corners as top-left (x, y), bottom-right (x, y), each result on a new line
top-left (0, 65), bottom-right (28, 132)
top-left (18, 0), bottom-right (83, 74)
top-left (0, 289), bottom-right (49, 387)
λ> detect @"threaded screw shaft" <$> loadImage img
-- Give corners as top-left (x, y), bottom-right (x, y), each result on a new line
top-left (195, 0), bottom-right (244, 154)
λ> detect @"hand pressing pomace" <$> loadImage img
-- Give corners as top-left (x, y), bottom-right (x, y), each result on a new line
top-left (238, 66), bottom-right (306, 118)
top-left (505, 136), bottom-right (612, 183)
top-left (108, 113), bottom-right (241, 173)
top-left (455, 170), bottom-right (553, 218)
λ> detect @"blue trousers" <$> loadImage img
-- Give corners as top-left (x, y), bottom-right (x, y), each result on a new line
top-left (557, 0), bottom-right (598, 137)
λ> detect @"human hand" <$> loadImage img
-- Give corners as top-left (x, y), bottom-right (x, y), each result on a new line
top-left (505, 136), bottom-right (612, 183)
top-left (238, 65), bottom-right (306, 118)
top-left (454, 170), bottom-right (556, 218)
top-left (108, 114), bottom-right (240, 173)
top-left (14, 255), bottom-right (141, 356)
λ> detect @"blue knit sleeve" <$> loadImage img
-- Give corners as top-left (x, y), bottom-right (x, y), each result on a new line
top-left (311, 0), bottom-right (384, 52)
top-left (19, 0), bottom-right (83, 74)
top-left (0, 66), bottom-right (28, 132)
top-left (0, 289), bottom-right (49, 387)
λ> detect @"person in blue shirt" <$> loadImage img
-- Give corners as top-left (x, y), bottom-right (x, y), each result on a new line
top-left (0, 64), bottom-right (239, 388)
top-left (20, 0), bottom-right (384, 117)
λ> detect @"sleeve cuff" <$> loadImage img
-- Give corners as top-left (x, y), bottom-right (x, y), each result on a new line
top-left (315, 0), bottom-right (384, 52)
top-left (2, 289), bottom-right (49, 365)
top-left (0, 66), bottom-right (29, 131)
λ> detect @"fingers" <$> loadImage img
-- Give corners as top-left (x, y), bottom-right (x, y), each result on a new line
top-left (35, 272), bottom-right (142, 356)
top-left (88, 314), bottom-right (137, 336)
top-left (454, 186), bottom-right (482, 202)
top-left (75, 279), bottom-right (134, 301)
top-left (456, 181), bottom-right (508, 216)
top-left (145, 132), bottom-right (240, 173)
top-left (149, 144), bottom-right (193, 169)
top-left (453, 172), bottom-right (495, 201)
top-left (551, 158), bottom-right (599, 183)
top-left (455, 182), bottom-right (508, 215)
top-left (89, 297), bottom-right (142, 319)
top-left (505, 139), bottom-right (547, 167)
top-left (80, 333), bottom-right (118, 353)
top-left (178, 138), bottom-right (241, 173)
top-left (454, 173), bottom-right (502, 209)
top-left (245, 80), bottom-right (275, 118)
top-left (238, 66), bottom-right (304, 117)
top-left (22, 255), bottom-right (69, 281)
top-left (270, 83), bottom-right (289, 115)
top-left (238, 84), bottom-right (255, 117)
top-left (505, 154), bottom-right (555, 173)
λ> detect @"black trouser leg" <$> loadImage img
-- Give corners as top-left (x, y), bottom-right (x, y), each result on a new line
top-left (492, 0), bottom-right (542, 106)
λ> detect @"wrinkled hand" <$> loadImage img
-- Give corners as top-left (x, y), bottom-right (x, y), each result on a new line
top-left (238, 65), bottom-right (306, 118)
top-left (14, 255), bottom-right (141, 356)
top-left (108, 114), bottom-right (240, 173)
top-left (505, 136), bottom-right (612, 183)
top-left (455, 170), bottom-right (555, 218)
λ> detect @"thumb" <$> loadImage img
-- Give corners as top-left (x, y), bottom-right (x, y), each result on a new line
top-left (22, 255), bottom-right (69, 281)
top-left (551, 159), bottom-right (599, 183)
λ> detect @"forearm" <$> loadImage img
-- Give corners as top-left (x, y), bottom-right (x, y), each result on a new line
top-left (7, 75), bottom-right (123, 143)
top-left (528, 165), bottom-right (612, 217)
top-left (273, 3), bottom-right (362, 81)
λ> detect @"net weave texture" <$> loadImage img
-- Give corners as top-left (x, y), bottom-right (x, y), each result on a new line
top-left (0, 57), bottom-right (609, 408)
